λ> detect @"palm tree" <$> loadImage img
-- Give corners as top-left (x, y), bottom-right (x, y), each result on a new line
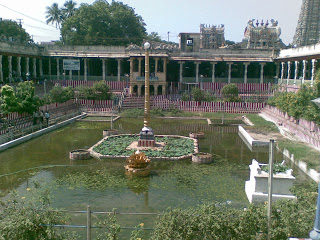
top-left (45, 3), bottom-right (63, 29)
top-left (63, 0), bottom-right (77, 19)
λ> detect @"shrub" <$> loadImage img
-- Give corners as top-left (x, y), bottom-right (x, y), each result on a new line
top-left (0, 183), bottom-right (76, 239)
top-left (0, 82), bottom-right (41, 114)
top-left (180, 93), bottom-right (191, 101)
top-left (191, 87), bottom-right (205, 102)
top-left (150, 107), bottom-right (165, 116)
top-left (76, 81), bottom-right (112, 100)
top-left (91, 80), bottom-right (112, 100)
top-left (151, 183), bottom-right (317, 240)
top-left (221, 84), bottom-right (240, 102)
top-left (49, 85), bottom-right (74, 103)
top-left (267, 82), bottom-right (320, 123)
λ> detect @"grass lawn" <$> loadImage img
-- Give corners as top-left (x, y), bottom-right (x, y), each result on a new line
top-left (246, 114), bottom-right (320, 170)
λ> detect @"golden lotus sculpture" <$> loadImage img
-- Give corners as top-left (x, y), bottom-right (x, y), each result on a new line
top-left (126, 151), bottom-right (150, 168)
top-left (125, 151), bottom-right (151, 177)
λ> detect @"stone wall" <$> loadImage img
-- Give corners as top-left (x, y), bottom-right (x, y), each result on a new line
top-left (262, 105), bottom-right (320, 150)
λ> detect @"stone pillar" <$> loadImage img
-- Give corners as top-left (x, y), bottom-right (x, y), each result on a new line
top-left (129, 57), bottom-right (134, 94)
top-left (26, 57), bottom-right (30, 76)
top-left (138, 85), bottom-right (142, 96)
top-left (276, 62), bottom-right (280, 79)
top-left (311, 59), bottom-right (317, 86)
top-left (280, 62), bottom-right (285, 84)
top-left (56, 58), bottom-right (60, 80)
top-left (17, 56), bottom-right (21, 79)
top-left (8, 56), bottom-right (12, 82)
top-left (154, 58), bottom-right (159, 73)
top-left (294, 61), bottom-right (299, 85)
top-left (227, 62), bottom-right (233, 83)
top-left (244, 62), bottom-right (250, 83)
top-left (39, 58), bottom-right (43, 78)
top-left (162, 58), bottom-right (167, 81)
top-left (286, 61), bottom-right (291, 86)
top-left (138, 57), bottom-right (142, 77)
top-left (33, 58), bottom-right (37, 79)
top-left (102, 58), bottom-right (106, 81)
top-left (260, 62), bottom-right (265, 84)
top-left (48, 58), bottom-right (52, 80)
top-left (69, 69), bottom-right (72, 80)
top-left (117, 58), bottom-right (122, 82)
top-left (0, 55), bottom-right (2, 83)
top-left (195, 62), bottom-right (200, 83)
top-left (211, 62), bottom-right (217, 83)
top-left (154, 85), bottom-right (158, 95)
top-left (179, 61), bottom-right (184, 83)
top-left (84, 58), bottom-right (87, 81)
top-left (302, 60), bottom-right (307, 84)
top-left (162, 84), bottom-right (166, 95)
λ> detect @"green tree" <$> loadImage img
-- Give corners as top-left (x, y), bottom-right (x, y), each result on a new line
top-left (15, 81), bottom-right (42, 114)
top-left (288, 84), bottom-right (316, 119)
top-left (0, 82), bottom-right (41, 114)
top-left (0, 19), bottom-right (32, 44)
top-left (60, 0), bottom-right (147, 45)
top-left (0, 85), bottom-right (19, 114)
top-left (91, 80), bottom-right (112, 100)
top-left (225, 40), bottom-right (235, 45)
top-left (45, 3), bottom-right (64, 29)
top-left (76, 81), bottom-right (112, 100)
top-left (62, 0), bottom-right (77, 19)
top-left (48, 85), bottom-right (74, 103)
top-left (221, 84), bottom-right (240, 102)
top-left (191, 88), bottom-right (205, 102)
top-left (147, 32), bottom-right (162, 42)
top-left (0, 184), bottom-right (76, 239)
top-left (268, 82), bottom-right (320, 123)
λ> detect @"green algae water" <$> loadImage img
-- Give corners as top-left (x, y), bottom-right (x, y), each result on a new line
top-left (0, 118), bottom-right (304, 238)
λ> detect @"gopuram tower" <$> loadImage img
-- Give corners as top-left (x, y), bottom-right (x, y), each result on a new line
top-left (293, 0), bottom-right (320, 47)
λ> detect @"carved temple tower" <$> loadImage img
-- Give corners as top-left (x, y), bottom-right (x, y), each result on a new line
top-left (293, 0), bottom-right (320, 46)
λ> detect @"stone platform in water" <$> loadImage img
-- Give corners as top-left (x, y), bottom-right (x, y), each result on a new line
top-left (126, 141), bottom-right (166, 151)
top-left (88, 134), bottom-right (198, 160)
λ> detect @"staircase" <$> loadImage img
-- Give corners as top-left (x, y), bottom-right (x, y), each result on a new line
top-left (121, 96), bottom-right (154, 110)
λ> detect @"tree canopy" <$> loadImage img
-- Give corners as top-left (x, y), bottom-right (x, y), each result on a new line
top-left (221, 84), bottom-right (240, 102)
top-left (147, 32), bottom-right (162, 42)
top-left (0, 82), bottom-right (41, 114)
top-left (45, 1), bottom-right (78, 29)
top-left (76, 81), bottom-right (112, 100)
top-left (267, 80), bottom-right (320, 123)
top-left (60, 0), bottom-right (147, 46)
top-left (45, 3), bottom-right (64, 29)
top-left (0, 19), bottom-right (32, 44)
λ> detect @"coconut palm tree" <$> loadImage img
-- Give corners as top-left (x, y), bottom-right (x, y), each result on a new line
top-left (45, 3), bottom-right (63, 29)
top-left (63, 0), bottom-right (77, 19)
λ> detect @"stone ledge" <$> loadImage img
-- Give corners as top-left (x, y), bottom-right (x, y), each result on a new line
top-left (0, 113), bottom-right (86, 152)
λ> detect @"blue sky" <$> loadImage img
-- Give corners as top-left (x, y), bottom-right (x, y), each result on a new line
top-left (0, 0), bottom-right (302, 44)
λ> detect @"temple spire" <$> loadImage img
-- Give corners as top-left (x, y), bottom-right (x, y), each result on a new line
top-left (293, 0), bottom-right (320, 47)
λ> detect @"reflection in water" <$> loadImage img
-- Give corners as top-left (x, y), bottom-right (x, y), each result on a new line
top-left (126, 175), bottom-right (151, 207)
